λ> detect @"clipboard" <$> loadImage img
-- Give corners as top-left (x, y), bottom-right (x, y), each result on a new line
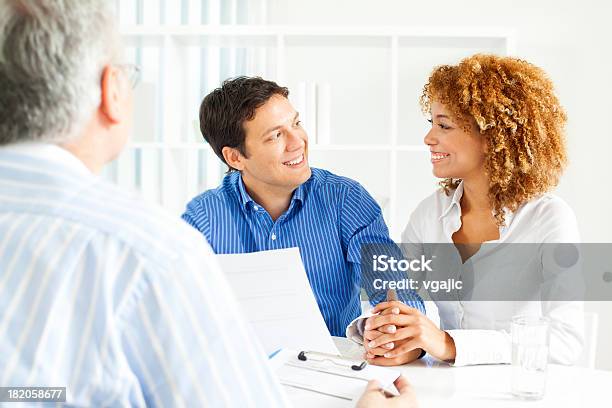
top-left (269, 349), bottom-right (401, 405)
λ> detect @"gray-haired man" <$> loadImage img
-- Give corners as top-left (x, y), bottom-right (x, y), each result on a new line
top-left (0, 1), bottom-right (415, 406)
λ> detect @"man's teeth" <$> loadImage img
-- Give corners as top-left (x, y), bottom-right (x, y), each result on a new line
top-left (431, 153), bottom-right (450, 160)
top-left (284, 155), bottom-right (304, 166)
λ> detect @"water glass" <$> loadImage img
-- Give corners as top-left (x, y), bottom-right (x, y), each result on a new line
top-left (511, 315), bottom-right (550, 400)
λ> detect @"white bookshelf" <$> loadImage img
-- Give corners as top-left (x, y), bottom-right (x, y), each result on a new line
top-left (107, 2), bottom-right (515, 239)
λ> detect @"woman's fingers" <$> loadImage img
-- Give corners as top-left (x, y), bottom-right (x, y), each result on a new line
top-left (363, 328), bottom-right (384, 341)
top-left (367, 326), bottom-right (417, 350)
top-left (379, 306), bottom-right (401, 316)
top-left (365, 313), bottom-right (418, 331)
top-left (372, 301), bottom-right (418, 315)
top-left (366, 354), bottom-right (411, 367)
top-left (379, 340), bottom-right (420, 358)
top-left (367, 349), bottom-right (424, 367)
top-left (367, 343), bottom-right (396, 356)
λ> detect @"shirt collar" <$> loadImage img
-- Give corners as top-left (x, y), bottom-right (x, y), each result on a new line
top-left (0, 142), bottom-right (92, 176)
top-left (438, 179), bottom-right (516, 233)
top-left (439, 180), bottom-right (464, 220)
top-left (236, 173), bottom-right (253, 207)
top-left (292, 182), bottom-right (306, 203)
top-left (235, 173), bottom-right (306, 210)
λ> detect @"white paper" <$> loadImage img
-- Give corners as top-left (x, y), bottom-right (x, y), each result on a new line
top-left (216, 248), bottom-right (339, 356)
top-left (270, 349), bottom-right (401, 407)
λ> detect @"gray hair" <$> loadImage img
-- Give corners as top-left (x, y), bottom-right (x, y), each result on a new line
top-left (0, 0), bottom-right (120, 145)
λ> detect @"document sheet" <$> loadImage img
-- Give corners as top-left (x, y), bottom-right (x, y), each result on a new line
top-left (216, 247), bottom-right (340, 355)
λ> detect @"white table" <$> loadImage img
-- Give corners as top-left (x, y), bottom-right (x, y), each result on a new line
top-left (333, 337), bottom-right (612, 407)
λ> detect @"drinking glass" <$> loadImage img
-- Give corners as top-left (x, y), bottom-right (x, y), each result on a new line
top-left (511, 315), bottom-right (550, 400)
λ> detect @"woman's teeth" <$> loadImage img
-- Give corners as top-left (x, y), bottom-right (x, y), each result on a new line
top-left (431, 153), bottom-right (450, 161)
top-left (283, 154), bottom-right (304, 166)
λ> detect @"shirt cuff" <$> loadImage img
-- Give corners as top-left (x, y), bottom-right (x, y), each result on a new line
top-left (345, 312), bottom-right (376, 345)
top-left (445, 329), bottom-right (511, 367)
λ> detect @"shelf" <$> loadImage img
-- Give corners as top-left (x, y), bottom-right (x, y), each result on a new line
top-left (310, 144), bottom-right (392, 152)
top-left (129, 142), bottom-right (207, 149)
top-left (120, 25), bottom-right (516, 40)
top-left (127, 142), bottom-right (429, 152)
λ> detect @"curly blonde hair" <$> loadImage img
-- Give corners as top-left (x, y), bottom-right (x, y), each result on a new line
top-left (420, 54), bottom-right (568, 226)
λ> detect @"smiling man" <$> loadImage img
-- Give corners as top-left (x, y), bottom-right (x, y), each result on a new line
top-left (182, 76), bottom-right (424, 337)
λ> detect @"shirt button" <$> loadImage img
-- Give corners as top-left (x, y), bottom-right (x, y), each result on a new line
top-left (253, 205), bottom-right (259, 211)
top-left (271, 233), bottom-right (277, 240)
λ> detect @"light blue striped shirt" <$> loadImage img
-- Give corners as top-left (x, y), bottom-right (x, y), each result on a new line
top-left (0, 143), bottom-right (289, 407)
top-left (182, 169), bottom-right (425, 337)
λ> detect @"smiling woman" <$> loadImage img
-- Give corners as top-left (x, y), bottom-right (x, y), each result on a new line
top-left (420, 54), bottom-right (568, 227)
top-left (357, 54), bottom-right (584, 369)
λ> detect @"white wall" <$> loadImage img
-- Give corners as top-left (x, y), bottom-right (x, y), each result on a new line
top-left (267, 0), bottom-right (612, 370)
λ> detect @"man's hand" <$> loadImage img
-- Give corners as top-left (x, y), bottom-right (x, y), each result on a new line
top-left (356, 375), bottom-right (418, 408)
top-left (363, 301), bottom-right (456, 363)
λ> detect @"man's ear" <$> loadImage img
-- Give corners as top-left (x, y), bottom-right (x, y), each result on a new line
top-left (100, 65), bottom-right (127, 124)
top-left (221, 146), bottom-right (245, 171)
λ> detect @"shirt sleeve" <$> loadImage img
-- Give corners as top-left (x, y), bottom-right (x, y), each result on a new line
top-left (117, 241), bottom-right (289, 407)
top-left (538, 197), bottom-right (584, 365)
top-left (445, 329), bottom-right (512, 366)
top-left (446, 299), bottom-right (584, 367)
top-left (339, 182), bottom-right (424, 312)
top-left (345, 312), bottom-right (375, 345)
top-left (181, 198), bottom-right (211, 238)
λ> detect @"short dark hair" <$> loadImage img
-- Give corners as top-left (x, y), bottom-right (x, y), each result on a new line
top-left (199, 76), bottom-right (289, 171)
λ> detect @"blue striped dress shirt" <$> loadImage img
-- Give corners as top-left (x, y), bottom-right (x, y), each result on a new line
top-left (182, 169), bottom-right (425, 337)
top-left (0, 143), bottom-right (289, 407)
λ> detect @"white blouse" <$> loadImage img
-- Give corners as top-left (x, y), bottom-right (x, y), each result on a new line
top-left (401, 181), bottom-right (584, 366)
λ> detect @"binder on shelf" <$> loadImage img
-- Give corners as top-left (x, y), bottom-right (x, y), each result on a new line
top-left (316, 82), bottom-right (331, 145)
top-left (197, 150), bottom-right (208, 192)
top-left (292, 82), bottom-right (307, 132)
top-left (139, 46), bottom-right (162, 142)
top-left (132, 82), bottom-right (157, 143)
top-left (205, 148), bottom-right (222, 188)
top-left (292, 81), bottom-right (332, 145)
top-left (118, 0), bottom-right (137, 26)
top-left (141, 0), bottom-right (161, 25)
top-left (139, 149), bottom-right (161, 204)
top-left (117, 149), bottom-right (136, 191)
top-left (183, 0), bottom-right (202, 25)
top-left (207, 0), bottom-right (221, 25)
top-left (183, 47), bottom-right (201, 144)
top-left (305, 81), bottom-right (317, 142)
